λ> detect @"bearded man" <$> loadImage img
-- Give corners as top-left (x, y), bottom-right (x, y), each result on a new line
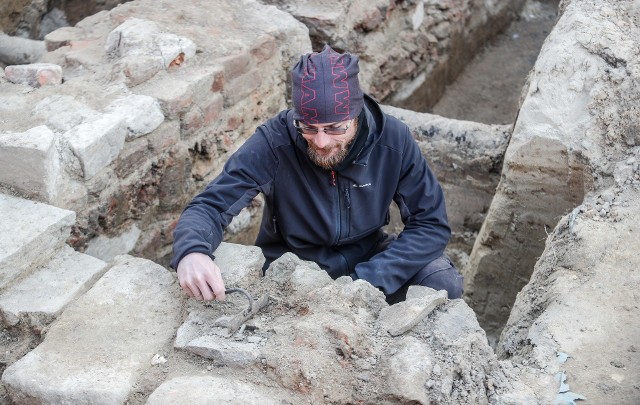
top-left (171, 45), bottom-right (464, 304)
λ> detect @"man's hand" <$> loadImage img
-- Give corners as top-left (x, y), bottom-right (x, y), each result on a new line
top-left (176, 252), bottom-right (226, 301)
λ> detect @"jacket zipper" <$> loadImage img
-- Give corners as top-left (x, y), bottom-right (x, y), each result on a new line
top-left (330, 170), bottom-right (337, 186)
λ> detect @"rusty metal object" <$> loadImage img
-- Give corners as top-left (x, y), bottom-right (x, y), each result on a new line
top-left (214, 288), bottom-right (269, 335)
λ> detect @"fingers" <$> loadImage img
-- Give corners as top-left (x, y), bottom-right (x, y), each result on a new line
top-left (176, 252), bottom-right (226, 301)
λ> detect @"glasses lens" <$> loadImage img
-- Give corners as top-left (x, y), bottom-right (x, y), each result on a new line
top-left (295, 120), bottom-right (351, 135)
top-left (324, 128), bottom-right (348, 135)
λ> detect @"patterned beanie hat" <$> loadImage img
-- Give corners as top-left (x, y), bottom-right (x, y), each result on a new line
top-left (291, 44), bottom-right (364, 124)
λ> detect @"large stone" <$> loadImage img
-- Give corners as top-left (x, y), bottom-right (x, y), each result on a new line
top-left (0, 245), bottom-right (108, 328)
top-left (2, 255), bottom-right (184, 404)
top-left (0, 125), bottom-right (60, 201)
top-left (0, 32), bottom-right (46, 65)
top-left (84, 224), bottom-right (141, 261)
top-left (182, 335), bottom-right (259, 366)
top-left (382, 336), bottom-right (434, 404)
top-left (33, 95), bottom-right (100, 133)
top-left (0, 194), bottom-right (75, 289)
top-left (214, 242), bottom-right (265, 288)
top-left (105, 94), bottom-right (165, 139)
top-left (378, 287), bottom-right (448, 337)
top-left (63, 113), bottom-right (127, 179)
top-left (290, 264), bottom-right (333, 295)
top-left (146, 376), bottom-right (298, 405)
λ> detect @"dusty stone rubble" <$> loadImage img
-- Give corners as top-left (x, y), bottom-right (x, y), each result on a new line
top-left (1, 237), bottom-right (539, 404)
top-left (262, 0), bottom-right (526, 111)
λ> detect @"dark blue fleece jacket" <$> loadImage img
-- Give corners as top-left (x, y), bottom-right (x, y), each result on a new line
top-left (171, 95), bottom-right (451, 295)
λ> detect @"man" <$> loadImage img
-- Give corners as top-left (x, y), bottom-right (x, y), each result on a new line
top-left (171, 45), bottom-right (463, 304)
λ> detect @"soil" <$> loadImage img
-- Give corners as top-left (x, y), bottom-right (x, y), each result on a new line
top-left (432, 0), bottom-right (559, 125)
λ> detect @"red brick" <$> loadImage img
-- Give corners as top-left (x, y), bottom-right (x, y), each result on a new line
top-left (250, 34), bottom-right (276, 63)
top-left (217, 52), bottom-right (251, 80)
top-left (203, 94), bottom-right (224, 126)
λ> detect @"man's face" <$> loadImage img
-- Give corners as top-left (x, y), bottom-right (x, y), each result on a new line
top-left (297, 119), bottom-right (358, 170)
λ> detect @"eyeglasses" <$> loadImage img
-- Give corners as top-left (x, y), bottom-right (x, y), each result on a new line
top-left (294, 119), bottom-right (353, 136)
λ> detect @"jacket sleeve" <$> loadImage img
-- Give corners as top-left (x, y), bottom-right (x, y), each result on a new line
top-left (170, 126), bottom-right (278, 269)
top-left (353, 126), bottom-right (451, 295)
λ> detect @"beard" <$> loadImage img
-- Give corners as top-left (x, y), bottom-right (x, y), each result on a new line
top-left (307, 137), bottom-right (355, 170)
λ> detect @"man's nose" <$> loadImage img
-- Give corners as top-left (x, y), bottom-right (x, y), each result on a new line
top-left (310, 131), bottom-right (331, 148)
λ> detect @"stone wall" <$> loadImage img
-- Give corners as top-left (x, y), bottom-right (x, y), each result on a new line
top-left (495, 1), bottom-right (640, 403)
top-left (262, 0), bottom-right (526, 111)
top-left (0, 0), bottom-right (311, 265)
top-left (463, 0), bottom-right (640, 345)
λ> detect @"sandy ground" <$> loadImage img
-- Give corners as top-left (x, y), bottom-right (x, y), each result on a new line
top-left (433, 0), bottom-right (559, 125)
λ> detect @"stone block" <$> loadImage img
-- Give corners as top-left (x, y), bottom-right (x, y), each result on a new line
top-left (0, 195), bottom-right (75, 290)
top-left (0, 33), bottom-right (46, 65)
top-left (290, 264), bottom-right (332, 295)
top-left (146, 376), bottom-right (297, 405)
top-left (0, 126), bottom-right (60, 201)
top-left (378, 288), bottom-right (447, 336)
top-left (147, 120), bottom-right (180, 152)
top-left (138, 77), bottom-right (194, 119)
top-left (4, 63), bottom-right (62, 87)
top-left (217, 52), bottom-right (251, 80)
top-left (44, 26), bottom-right (81, 51)
top-left (84, 224), bottom-right (141, 262)
top-left (33, 95), bottom-right (100, 133)
top-left (183, 335), bottom-right (259, 366)
top-left (265, 252), bottom-right (322, 286)
top-left (106, 94), bottom-right (165, 139)
top-left (0, 246), bottom-right (108, 328)
top-left (1, 255), bottom-right (184, 405)
top-left (63, 114), bottom-right (127, 179)
top-left (382, 336), bottom-right (434, 404)
top-left (114, 54), bottom-right (164, 87)
top-left (214, 242), bottom-right (265, 287)
top-left (339, 279), bottom-right (388, 316)
top-left (223, 69), bottom-right (263, 107)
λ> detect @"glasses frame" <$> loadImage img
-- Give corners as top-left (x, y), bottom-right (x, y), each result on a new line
top-left (294, 119), bottom-right (353, 136)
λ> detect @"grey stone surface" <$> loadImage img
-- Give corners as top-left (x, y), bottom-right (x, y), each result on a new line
top-left (0, 245), bottom-right (108, 327)
top-left (214, 242), bottom-right (265, 287)
top-left (4, 63), bottom-right (62, 87)
top-left (146, 376), bottom-right (297, 405)
top-left (33, 95), bottom-right (100, 133)
top-left (382, 336), bottom-right (434, 404)
top-left (0, 194), bottom-right (75, 289)
top-left (0, 125), bottom-right (60, 201)
top-left (84, 224), bottom-right (141, 261)
top-left (290, 264), bottom-right (332, 295)
top-left (184, 335), bottom-right (259, 366)
top-left (378, 288), bottom-right (447, 337)
top-left (105, 94), bottom-right (165, 139)
top-left (62, 113), bottom-right (126, 179)
top-left (1, 255), bottom-right (184, 405)
top-left (0, 33), bottom-right (46, 65)
top-left (264, 252), bottom-right (321, 286)
top-left (338, 279), bottom-right (388, 316)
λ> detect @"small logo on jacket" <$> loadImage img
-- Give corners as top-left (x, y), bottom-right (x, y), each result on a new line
top-left (352, 183), bottom-right (371, 188)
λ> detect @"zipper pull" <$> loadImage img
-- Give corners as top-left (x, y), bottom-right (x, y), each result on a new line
top-left (330, 170), bottom-right (337, 186)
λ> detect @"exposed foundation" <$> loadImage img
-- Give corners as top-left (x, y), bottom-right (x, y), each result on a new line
top-left (1, 0), bottom-right (639, 403)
